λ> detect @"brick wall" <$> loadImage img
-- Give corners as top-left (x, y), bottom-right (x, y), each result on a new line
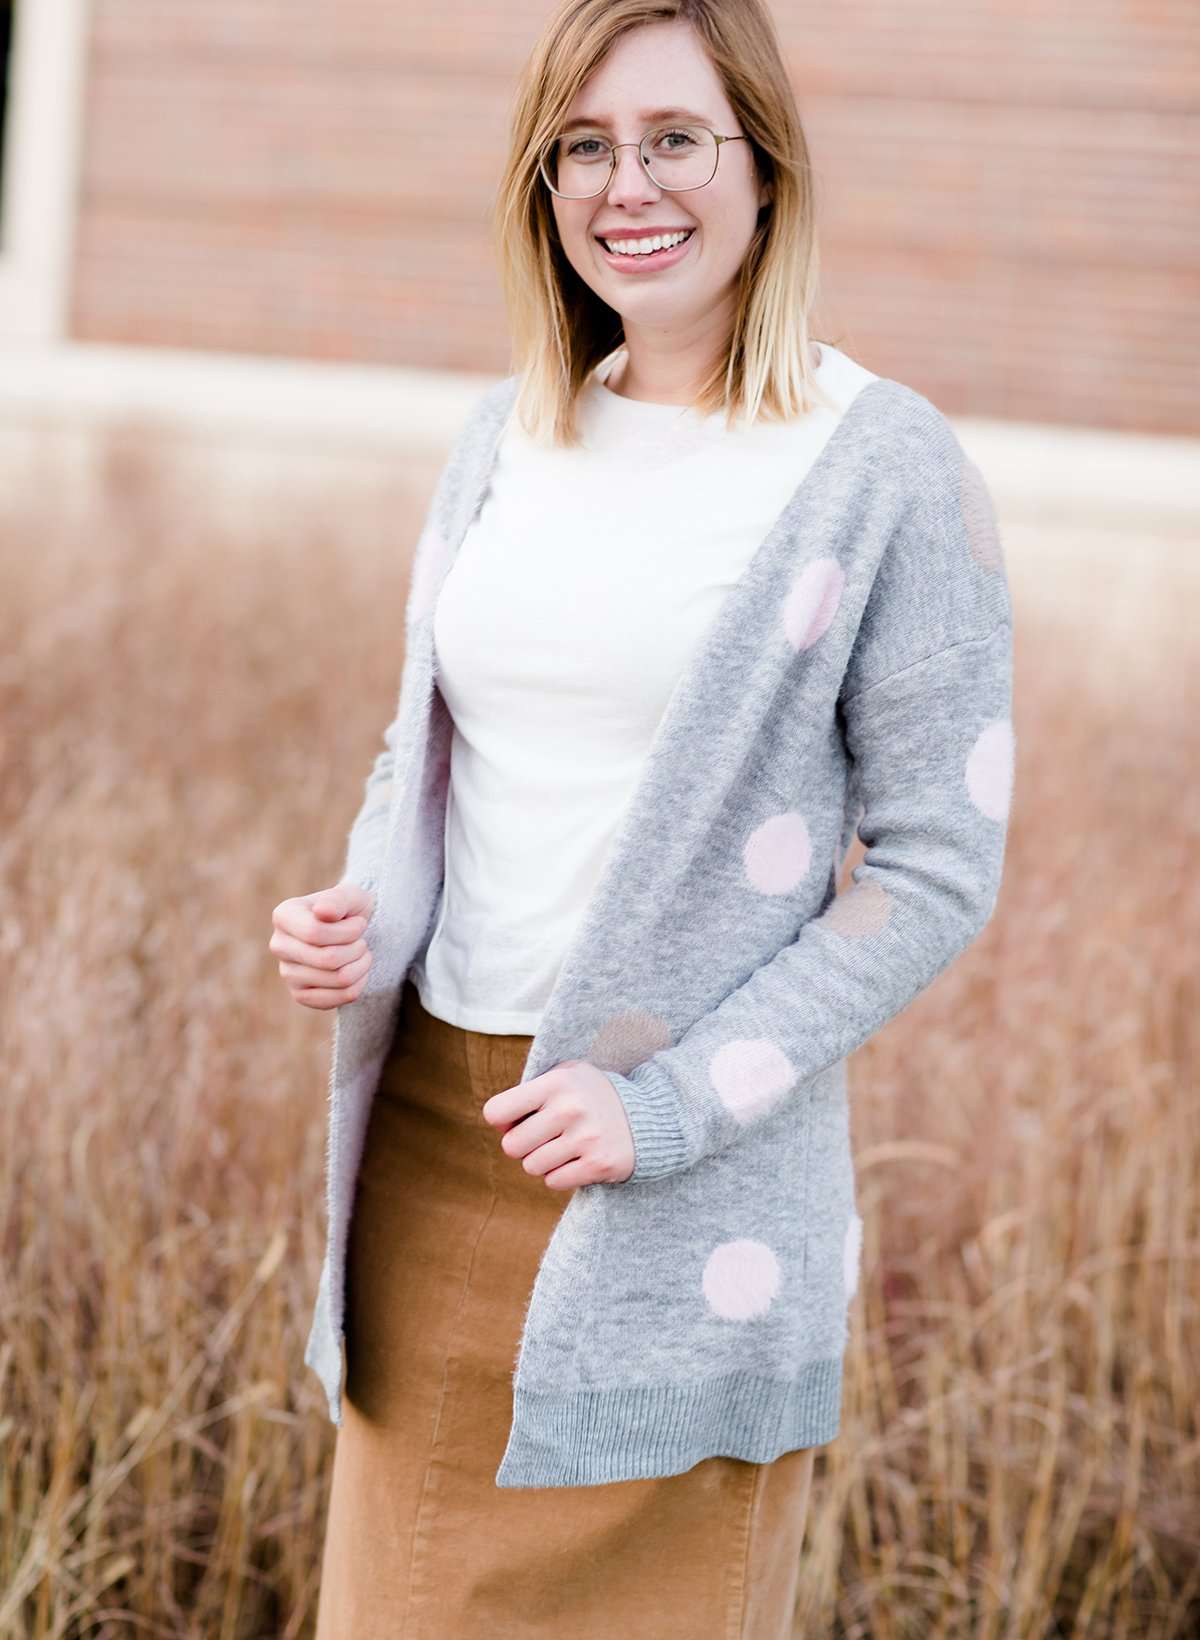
top-left (68, 1), bottom-right (1200, 434)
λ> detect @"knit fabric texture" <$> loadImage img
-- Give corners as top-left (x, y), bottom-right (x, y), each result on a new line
top-left (303, 367), bottom-right (1017, 1487)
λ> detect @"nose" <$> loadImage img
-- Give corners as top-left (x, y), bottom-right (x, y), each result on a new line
top-left (603, 141), bottom-right (661, 208)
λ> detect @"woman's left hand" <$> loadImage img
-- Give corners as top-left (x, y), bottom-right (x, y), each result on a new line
top-left (482, 1061), bottom-right (636, 1189)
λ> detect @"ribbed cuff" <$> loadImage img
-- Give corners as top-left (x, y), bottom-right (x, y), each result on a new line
top-left (603, 1061), bottom-right (691, 1183)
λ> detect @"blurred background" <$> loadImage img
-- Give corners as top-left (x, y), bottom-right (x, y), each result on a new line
top-left (1, 2), bottom-right (1197, 1635)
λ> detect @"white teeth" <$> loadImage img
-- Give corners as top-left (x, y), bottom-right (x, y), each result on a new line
top-left (601, 229), bottom-right (691, 256)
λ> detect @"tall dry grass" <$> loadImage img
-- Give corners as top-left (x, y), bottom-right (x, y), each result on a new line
top-left (1, 426), bottom-right (1196, 1637)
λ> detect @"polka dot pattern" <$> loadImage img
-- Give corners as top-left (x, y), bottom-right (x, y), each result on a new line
top-left (959, 454), bottom-right (1006, 575)
top-left (708, 1038), bottom-right (795, 1122)
top-left (843, 1213), bottom-right (863, 1300)
top-left (965, 718), bottom-right (1015, 822)
top-left (783, 556), bottom-right (845, 650)
top-left (743, 811), bottom-right (813, 895)
top-left (586, 1008), bottom-right (673, 1076)
top-left (703, 1238), bottom-right (782, 1320)
top-left (821, 879), bottom-right (891, 937)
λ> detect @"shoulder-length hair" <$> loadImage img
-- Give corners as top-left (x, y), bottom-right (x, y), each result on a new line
top-left (491, 0), bottom-right (842, 446)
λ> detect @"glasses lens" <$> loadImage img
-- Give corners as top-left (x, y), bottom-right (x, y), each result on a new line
top-left (542, 133), bottom-right (610, 198)
top-left (542, 125), bottom-right (717, 197)
top-left (642, 125), bottom-right (717, 190)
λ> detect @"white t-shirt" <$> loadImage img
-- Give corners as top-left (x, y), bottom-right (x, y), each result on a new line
top-left (410, 342), bottom-right (880, 1033)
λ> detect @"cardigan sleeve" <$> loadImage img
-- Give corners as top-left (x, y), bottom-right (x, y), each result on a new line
top-left (603, 418), bottom-right (1017, 1185)
top-left (334, 504), bottom-right (446, 906)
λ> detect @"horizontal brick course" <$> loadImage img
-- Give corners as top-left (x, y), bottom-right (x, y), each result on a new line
top-left (66, 0), bottom-right (1200, 432)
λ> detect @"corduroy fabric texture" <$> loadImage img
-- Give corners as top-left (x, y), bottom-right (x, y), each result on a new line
top-left (313, 977), bottom-right (816, 1638)
top-left (303, 367), bottom-right (1016, 1488)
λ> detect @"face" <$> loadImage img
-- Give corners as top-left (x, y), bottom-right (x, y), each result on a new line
top-left (548, 20), bottom-right (769, 345)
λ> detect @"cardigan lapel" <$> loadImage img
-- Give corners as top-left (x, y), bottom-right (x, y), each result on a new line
top-left (514, 376), bottom-right (897, 1080)
top-left (389, 373), bottom-right (896, 1083)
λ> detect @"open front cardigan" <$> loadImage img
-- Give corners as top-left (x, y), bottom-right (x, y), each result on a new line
top-left (303, 366), bottom-right (1016, 1488)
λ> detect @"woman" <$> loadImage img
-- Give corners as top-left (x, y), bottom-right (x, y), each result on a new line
top-left (273, 0), bottom-right (1016, 1633)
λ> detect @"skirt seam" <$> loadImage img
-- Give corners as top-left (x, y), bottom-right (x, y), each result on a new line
top-left (403, 1182), bottom-right (503, 1631)
top-left (727, 1462), bottom-right (764, 1640)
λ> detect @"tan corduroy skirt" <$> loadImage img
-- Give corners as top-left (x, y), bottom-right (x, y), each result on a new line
top-left (314, 977), bottom-right (817, 1639)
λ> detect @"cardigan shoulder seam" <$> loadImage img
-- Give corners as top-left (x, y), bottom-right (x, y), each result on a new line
top-left (839, 618), bottom-right (1013, 708)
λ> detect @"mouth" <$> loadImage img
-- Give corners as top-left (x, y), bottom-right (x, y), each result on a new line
top-left (594, 227), bottom-right (697, 272)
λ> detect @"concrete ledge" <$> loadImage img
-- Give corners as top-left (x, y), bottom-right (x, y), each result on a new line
top-left (953, 414), bottom-right (1199, 537)
top-left (1, 342), bottom-right (1196, 536)
top-left (0, 340), bottom-right (498, 452)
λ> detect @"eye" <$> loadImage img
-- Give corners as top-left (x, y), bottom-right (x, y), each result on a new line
top-left (566, 137), bottom-right (609, 160)
top-left (652, 126), bottom-right (701, 152)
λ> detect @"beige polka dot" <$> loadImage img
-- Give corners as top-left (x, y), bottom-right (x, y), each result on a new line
top-left (820, 879), bottom-right (891, 937)
top-left (586, 1008), bottom-right (673, 1075)
top-left (959, 455), bottom-right (1005, 575)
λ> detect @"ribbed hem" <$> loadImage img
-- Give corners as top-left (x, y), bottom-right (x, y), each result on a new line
top-left (604, 1062), bottom-right (691, 1182)
top-left (493, 1360), bottom-right (843, 1488)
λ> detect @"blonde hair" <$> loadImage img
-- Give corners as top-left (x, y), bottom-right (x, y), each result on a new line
top-left (491, 0), bottom-right (842, 446)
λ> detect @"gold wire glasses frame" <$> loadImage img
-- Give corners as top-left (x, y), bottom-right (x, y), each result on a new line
top-left (539, 125), bottom-right (750, 199)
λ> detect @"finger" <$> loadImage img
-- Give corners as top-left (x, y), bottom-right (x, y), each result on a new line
top-left (517, 1133), bottom-right (582, 1179)
top-left (481, 1072), bottom-right (552, 1127)
top-left (310, 883), bottom-right (374, 923)
top-left (539, 1158), bottom-right (589, 1191)
top-left (294, 979), bottom-right (366, 1010)
top-left (497, 1106), bottom-right (565, 1161)
top-left (282, 950), bottom-right (372, 989)
top-left (274, 900), bottom-right (368, 945)
top-left (270, 929), bottom-right (368, 969)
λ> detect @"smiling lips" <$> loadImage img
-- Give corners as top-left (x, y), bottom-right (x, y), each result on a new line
top-left (595, 227), bottom-right (697, 270)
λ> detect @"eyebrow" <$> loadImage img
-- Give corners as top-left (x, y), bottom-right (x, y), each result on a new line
top-left (561, 106), bottom-right (716, 132)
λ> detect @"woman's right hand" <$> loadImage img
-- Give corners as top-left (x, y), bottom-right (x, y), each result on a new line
top-left (270, 883), bottom-right (376, 1010)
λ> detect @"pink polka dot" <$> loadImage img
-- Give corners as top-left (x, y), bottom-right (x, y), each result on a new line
top-left (708, 1038), bottom-right (795, 1122)
top-left (743, 811), bottom-right (813, 894)
top-left (965, 718), bottom-right (1014, 822)
top-left (783, 556), bottom-right (844, 650)
top-left (821, 879), bottom-right (891, 937)
top-left (843, 1212), bottom-right (863, 1300)
top-left (586, 1008), bottom-right (673, 1075)
top-left (703, 1238), bottom-right (782, 1320)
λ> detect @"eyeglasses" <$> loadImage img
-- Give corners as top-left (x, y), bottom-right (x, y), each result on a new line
top-left (539, 124), bottom-right (750, 199)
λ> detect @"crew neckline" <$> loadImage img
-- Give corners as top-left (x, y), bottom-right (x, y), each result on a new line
top-left (589, 343), bottom-right (827, 414)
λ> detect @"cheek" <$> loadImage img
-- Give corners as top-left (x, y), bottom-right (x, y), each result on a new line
top-left (556, 213), bottom-right (595, 271)
top-left (695, 186), bottom-right (758, 263)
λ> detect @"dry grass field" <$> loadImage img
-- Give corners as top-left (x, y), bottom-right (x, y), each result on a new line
top-left (1, 427), bottom-right (1196, 1637)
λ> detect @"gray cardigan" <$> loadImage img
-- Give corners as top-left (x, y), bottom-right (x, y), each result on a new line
top-left (303, 368), bottom-right (1016, 1487)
